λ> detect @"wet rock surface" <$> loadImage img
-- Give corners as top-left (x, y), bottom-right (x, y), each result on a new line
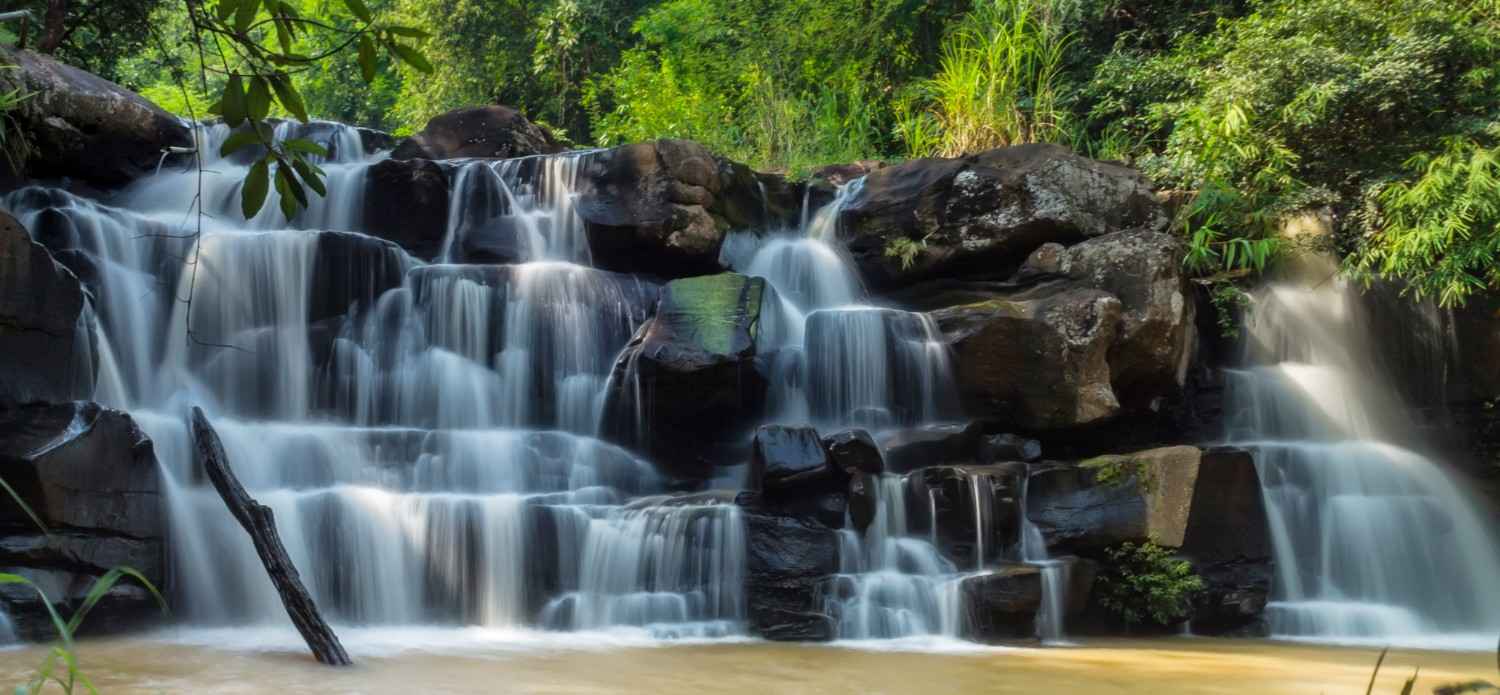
top-left (0, 210), bottom-right (94, 404)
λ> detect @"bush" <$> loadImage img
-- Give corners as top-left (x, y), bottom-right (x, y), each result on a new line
top-left (1094, 541), bottom-right (1204, 626)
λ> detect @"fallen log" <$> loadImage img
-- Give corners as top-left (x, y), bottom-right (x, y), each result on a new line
top-left (190, 406), bottom-right (352, 666)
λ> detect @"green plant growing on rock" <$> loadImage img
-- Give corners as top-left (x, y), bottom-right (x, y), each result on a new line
top-left (884, 235), bottom-right (930, 270)
top-left (1094, 541), bottom-right (1203, 627)
top-left (1081, 455), bottom-right (1152, 493)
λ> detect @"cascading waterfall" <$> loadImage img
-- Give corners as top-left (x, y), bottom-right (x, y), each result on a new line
top-left (825, 475), bottom-right (963, 640)
top-left (1019, 476), bottom-right (1069, 644)
top-left (1227, 258), bottom-right (1500, 649)
top-left (1, 123), bottom-right (747, 644)
top-left (720, 180), bottom-right (958, 430)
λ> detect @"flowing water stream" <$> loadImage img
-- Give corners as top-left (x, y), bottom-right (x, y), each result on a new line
top-left (1226, 258), bottom-right (1500, 649)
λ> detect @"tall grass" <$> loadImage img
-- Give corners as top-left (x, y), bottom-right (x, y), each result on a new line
top-left (897, 0), bottom-right (1071, 158)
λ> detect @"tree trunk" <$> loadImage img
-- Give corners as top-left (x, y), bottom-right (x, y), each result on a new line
top-left (37, 0), bottom-right (68, 54)
top-left (190, 407), bottom-right (352, 666)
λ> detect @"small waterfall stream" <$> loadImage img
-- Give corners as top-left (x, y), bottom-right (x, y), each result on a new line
top-left (1229, 260), bottom-right (1500, 648)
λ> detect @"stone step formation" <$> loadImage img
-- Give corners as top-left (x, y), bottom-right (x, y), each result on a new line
top-left (1, 47), bottom-right (1497, 651)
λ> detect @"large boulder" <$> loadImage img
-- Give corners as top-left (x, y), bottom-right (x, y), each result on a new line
top-left (601, 273), bottom-right (768, 477)
top-left (957, 565), bottom-right (1042, 641)
top-left (577, 140), bottom-right (798, 277)
top-left (391, 105), bottom-right (562, 160)
top-left (822, 429), bottom-right (884, 476)
top-left (1056, 231), bottom-right (1195, 411)
top-left (743, 509), bottom-right (839, 641)
top-left (1026, 446), bottom-right (1270, 560)
top-left (0, 210), bottom-right (94, 404)
top-left (838, 144), bottom-right (1167, 291)
top-left (0, 49), bottom-right (192, 186)
top-left (362, 158), bottom-right (450, 261)
top-left (0, 402), bottom-right (165, 639)
top-left (752, 425), bottom-right (836, 492)
top-left (935, 285), bottom-right (1122, 430)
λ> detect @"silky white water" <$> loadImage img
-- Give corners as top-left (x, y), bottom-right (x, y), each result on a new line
top-left (1227, 262), bottom-right (1500, 649)
top-left (1, 123), bottom-right (746, 643)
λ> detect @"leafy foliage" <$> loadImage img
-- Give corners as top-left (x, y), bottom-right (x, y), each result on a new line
top-left (1094, 541), bottom-right (1204, 626)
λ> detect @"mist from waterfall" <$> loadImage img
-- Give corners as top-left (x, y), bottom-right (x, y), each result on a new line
top-left (1228, 257), bottom-right (1500, 649)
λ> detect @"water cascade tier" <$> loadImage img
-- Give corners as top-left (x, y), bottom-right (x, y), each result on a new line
top-left (1227, 262), bottom-right (1500, 648)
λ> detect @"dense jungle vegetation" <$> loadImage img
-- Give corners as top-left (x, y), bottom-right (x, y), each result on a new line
top-left (7, 0), bottom-right (1500, 306)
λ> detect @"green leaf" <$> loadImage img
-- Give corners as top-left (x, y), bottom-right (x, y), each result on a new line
top-left (246, 76), bottom-right (272, 121)
top-left (292, 157), bottom-right (327, 197)
top-left (341, 0), bottom-right (373, 22)
top-left (383, 25), bottom-right (431, 39)
top-left (357, 34), bottom-right (377, 83)
top-left (242, 157), bottom-right (270, 219)
top-left (278, 161), bottom-right (309, 207)
top-left (281, 138), bottom-right (329, 157)
top-left (221, 75), bottom-right (246, 127)
top-left (274, 165), bottom-right (300, 220)
top-left (273, 16), bottom-right (293, 54)
top-left (63, 567), bottom-right (168, 636)
top-left (0, 475), bottom-right (48, 534)
top-left (234, 0), bottom-right (260, 34)
top-left (389, 42), bottom-right (434, 74)
top-left (218, 129), bottom-right (262, 157)
top-left (0, 573), bottom-right (71, 649)
top-left (269, 73), bottom-right (308, 123)
top-left (216, 0), bottom-right (240, 22)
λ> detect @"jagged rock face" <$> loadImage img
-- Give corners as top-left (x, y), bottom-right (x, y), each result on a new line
top-left (1056, 231), bottom-right (1195, 411)
top-left (0, 210), bottom-right (94, 404)
top-left (392, 105), bottom-right (563, 160)
top-left (935, 285), bottom-right (1122, 430)
top-left (602, 273), bottom-right (768, 477)
top-left (362, 158), bottom-right (451, 261)
top-left (0, 49), bottom-right (192, 187)
top-left (957, 565), bottom-right (1041, 641)
top-left (0, 402), bottom-right (165, 640)
top-left (839, 144), bottom-right (1167, 292)
top-left (743, 509), bottom-right (839, 641)
top-left (577, 140), bottom-right (798, 277)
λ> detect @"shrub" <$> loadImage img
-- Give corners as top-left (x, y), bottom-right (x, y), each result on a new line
top-left (1094, 541), bottom-right (1204, 626)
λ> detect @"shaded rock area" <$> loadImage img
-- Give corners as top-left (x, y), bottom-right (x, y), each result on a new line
top-left (0, 210), bottom-right (95, 404)
top-left (0, 49), bottom-right (192, 187)
top-left (362, 158), bottom-right (451, 261)
top-left (839, 144), bottom-right (1167, 292)
top-left (0, 402), bottom-right (165, 640)
top-left (577, 140), bottom-right (799, 277)
top-left (957, 565), bottom-right (1041, 641)
top-left (602, 273), bottom-right (768, 478)
top-left (392, 105), bottom-right (562, 161)
top-left (936, 286), bottom-right (1122, 430)
top-left (908, 463), bottom-right (1026, 569)
top-left (742, 509), bottom-right (838, 641)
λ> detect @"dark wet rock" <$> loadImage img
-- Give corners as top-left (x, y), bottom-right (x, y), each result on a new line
top-left (980, 433), bottom-right (1042, 463)
top-left (958, 565), bottom-right (1042, 641)
top-left (1179, 447), bottom-right (1273, 635)
top-left (392, 105), bottom-right (562, 160)
top-left (908, 463), bottom-right (1026, 568)
top-left (876, 422), bottom-right (984, 475)
top-left (744, 510), bottom-right (839, 642)
top-left (577, 140), bottom-right (799, 277)
top-left (935, 285), bottom-right (1122, 430)
top-left (822, 428), bottom-right (884, 476)
top-left (602, 273), bottom-right (768, 478)
top-left (308, 231), bottom-right (410, 323)
top-left (847, 471), bottom-right (878, 532)
top-left (752, 425), bottom-right (836, 492)
top-left (1059, 231), bottom-right (1195, 411)
top-left (362, 158), bottom-right (451, 261)
top-left (0, 49), bottom-right (193, 186)
top-left (838, 144), bottom-right (1167, 291)
top-left (0, 210), bottom-right (95, 404)
top-left (0, 401), bottom-right (165, 639)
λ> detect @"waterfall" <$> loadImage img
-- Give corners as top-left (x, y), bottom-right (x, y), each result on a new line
top-left (1019, 474), bottom-right (1069, 644)
top-left (825, 475), bottom-right (964, 639)
top-left (720, 179), bottom-right (958, 429)
top-left (1228, 259), bottom-right (1500, 649)
top-left (0, 124), bottom-right (748, 643)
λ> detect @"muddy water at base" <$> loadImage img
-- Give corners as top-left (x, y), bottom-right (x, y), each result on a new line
top-left (0, 635), bottom-right (1492, 694)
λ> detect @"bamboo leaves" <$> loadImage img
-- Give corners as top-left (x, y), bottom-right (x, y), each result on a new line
top-left (199, 0), bottom-right (433, 219)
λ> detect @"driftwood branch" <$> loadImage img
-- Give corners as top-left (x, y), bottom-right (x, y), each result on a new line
top-left (190, 406), bottom-right (352, 666)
